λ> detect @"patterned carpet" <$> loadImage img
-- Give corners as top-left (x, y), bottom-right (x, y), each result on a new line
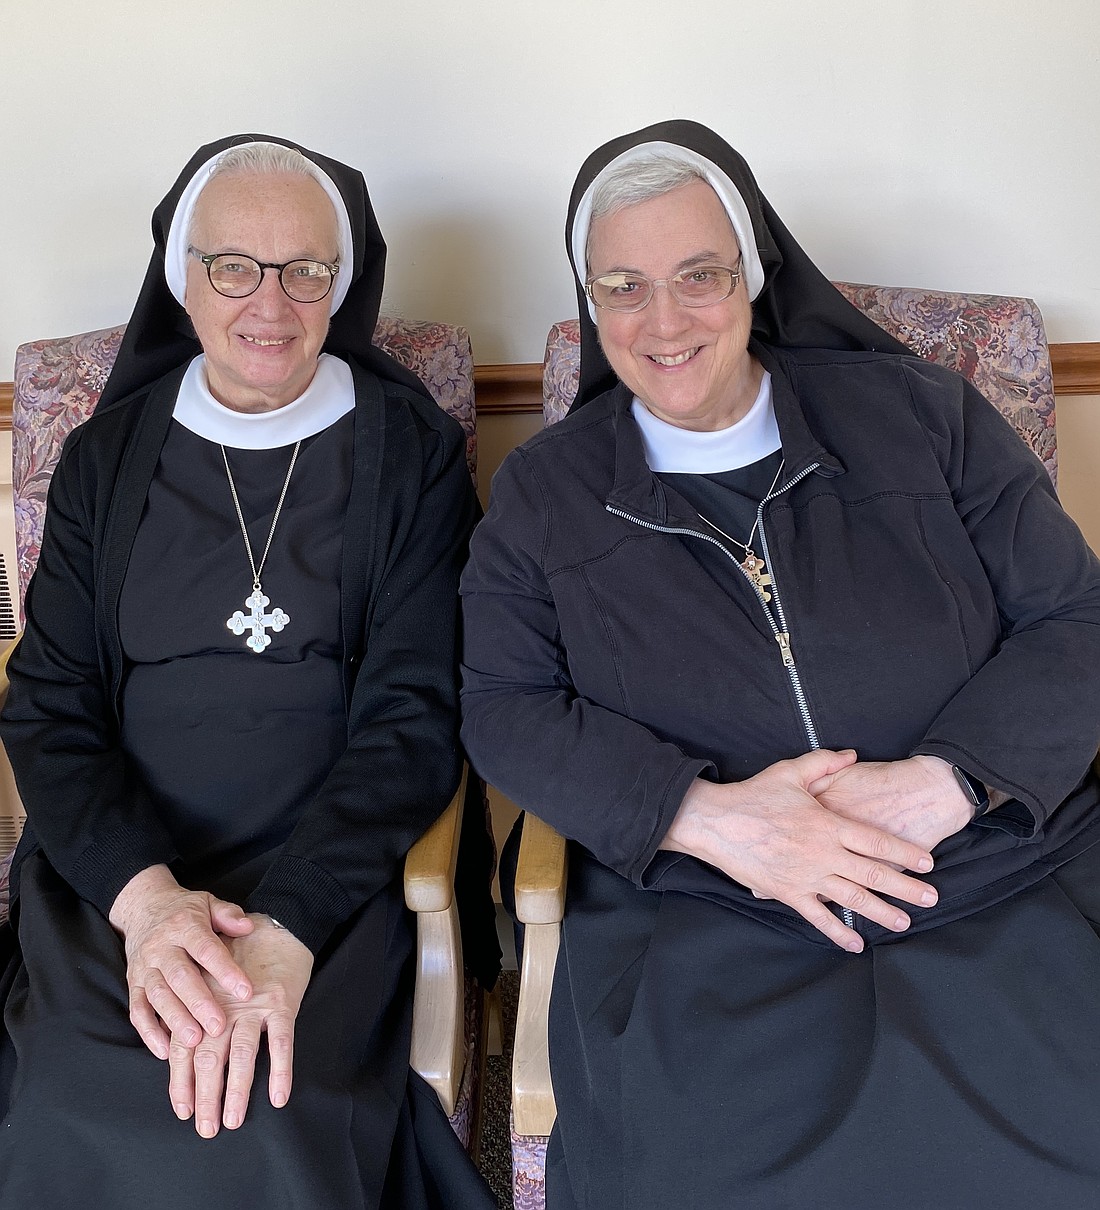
top-left (478, 969), bottom-right (519, 1207)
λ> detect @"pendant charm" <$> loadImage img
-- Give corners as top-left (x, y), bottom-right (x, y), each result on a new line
top-left (741, 552), bottom-right (773, 602)
top-left (226, 588), bottom-right (290, 653)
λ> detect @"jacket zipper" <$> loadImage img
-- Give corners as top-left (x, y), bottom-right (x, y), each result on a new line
top-left (607, 461), bottom-right (857, 931)
top-left (752, 463), bottom-right (820, 750)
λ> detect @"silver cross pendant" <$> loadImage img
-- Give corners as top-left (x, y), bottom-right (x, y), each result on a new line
top-left (226, 587), bottom-right (290, 653)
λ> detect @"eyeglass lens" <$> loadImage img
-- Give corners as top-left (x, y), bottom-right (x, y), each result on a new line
top-left (589, 265), bottom-right (739, 312)
top-left (206, 254), bottom-right (334, 302)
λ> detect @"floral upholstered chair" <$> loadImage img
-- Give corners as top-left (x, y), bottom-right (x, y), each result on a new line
top-left (0, 316), bottom-right (487, 1153)
top-left (512, 284), bottom-right (1060, 1209)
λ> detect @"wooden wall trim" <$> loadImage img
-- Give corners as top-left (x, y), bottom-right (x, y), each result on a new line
top-left (1, 342), bottom-right (1097, 429)
top-left (473, 362), bottom-right (543, 414)
top-left (1049, 343), bottom-right (1100, 396)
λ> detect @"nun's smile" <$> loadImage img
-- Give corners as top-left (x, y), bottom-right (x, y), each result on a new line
top-left (587, 178), bottom-right (762, 432)
top-left (184, 172), bottom-right (338, 413)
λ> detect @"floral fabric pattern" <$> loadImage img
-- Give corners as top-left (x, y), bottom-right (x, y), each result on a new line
top-left (543, 285), bottom-right (1058, 487)
top-left (832, 283), bottom-right (1057, 483)
top-left (511, 1112), bottom-right (550, 1210)
top-left (11, 319), bottom-right (478, 612)
top-left (445, 974), bottom-right (486, 1152)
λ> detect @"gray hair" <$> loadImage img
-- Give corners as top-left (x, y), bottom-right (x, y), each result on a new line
top-left (208, 141), bottom-right (321, 183)
top-left (572, 140), bottom-right (765, 308)
top-left (589, 153), bottom-right (705, 223)
top-left (188, 142), bottom-right (330, 245)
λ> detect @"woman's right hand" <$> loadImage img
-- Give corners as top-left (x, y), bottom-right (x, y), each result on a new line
top-left (108, 864), bottom-right (256, 1059)
top-left (660, 749), bottom-right (939, 952)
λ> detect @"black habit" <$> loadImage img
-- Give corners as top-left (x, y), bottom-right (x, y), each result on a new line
top-left (0, 135), bottom-right (496, 1209)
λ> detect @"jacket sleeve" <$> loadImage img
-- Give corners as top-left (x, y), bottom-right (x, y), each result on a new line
top-left (243, 411), bottom-right (478, 953)
top-left (460, 447), bottom-right (712, 884)
top-left (905, 361), bottom-right (1100, 835)
top-left (1, 426), bottom-right (180, 913)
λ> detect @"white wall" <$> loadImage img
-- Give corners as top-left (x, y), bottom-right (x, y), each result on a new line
top-left (3, 0), bottom-right (1099, 372)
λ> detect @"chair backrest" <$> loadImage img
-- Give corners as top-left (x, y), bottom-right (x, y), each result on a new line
top-left (11, 317), bottom-right (477, 610)
top-left (542, 283), bottom-right (1058, 485)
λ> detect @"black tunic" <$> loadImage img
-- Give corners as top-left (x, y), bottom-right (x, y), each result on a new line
top-left (462, 351), bottom-right (1100, 1210)
top-left (546, 455), bottom-right (1100, 1210)
top-left (118, 420), bottom-right (350, 888)
top-left (0, 413), bottom-right (494, 1209)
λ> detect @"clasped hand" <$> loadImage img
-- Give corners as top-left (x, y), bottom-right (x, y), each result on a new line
top-left (110, 865), bottom-right (313, 1136)
top-left (663, 750), bottom-right (972, 953)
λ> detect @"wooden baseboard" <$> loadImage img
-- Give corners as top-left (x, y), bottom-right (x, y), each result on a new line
top-left (1, 342), bottom-right (1096, 428)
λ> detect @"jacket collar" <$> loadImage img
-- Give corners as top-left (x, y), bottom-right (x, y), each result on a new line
top-left (605, 341), bottom-right (844, 525)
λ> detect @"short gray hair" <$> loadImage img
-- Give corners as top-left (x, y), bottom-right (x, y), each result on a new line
top-left (188, 142), bottom-right (332, 246)
top-left (589, 153), bottom-right (705, 223)
top-left (209, 140), bottom-right (321, 184)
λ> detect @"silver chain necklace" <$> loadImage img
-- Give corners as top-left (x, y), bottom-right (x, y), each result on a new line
top-left (696, 458), bottom-right (784, 602)
top-left (222, 440), bottom-right (301, 653)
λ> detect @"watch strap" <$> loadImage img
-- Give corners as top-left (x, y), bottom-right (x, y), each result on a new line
top-left (952, 764), bottom-right (991, 818)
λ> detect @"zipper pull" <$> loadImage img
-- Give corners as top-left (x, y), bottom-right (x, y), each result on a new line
top-left (775, 632), bottom-right (795, 668)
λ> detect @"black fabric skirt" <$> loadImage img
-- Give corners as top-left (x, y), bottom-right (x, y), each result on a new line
top-left (545, 840), bottom-right (1100, 1210)
top-left (0, 853), bottom-right (494, 1210)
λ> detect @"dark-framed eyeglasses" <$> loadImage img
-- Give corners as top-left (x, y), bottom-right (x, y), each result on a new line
top-left (586, 258), bottom-right (743, 313)
top-left (188, 246), bottom-right (339, 303)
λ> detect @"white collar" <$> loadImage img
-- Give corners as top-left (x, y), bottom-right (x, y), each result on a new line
top-left (631, 371), bottom-right (780, 473)
top-left (172, 353), bottom-right (354, 449)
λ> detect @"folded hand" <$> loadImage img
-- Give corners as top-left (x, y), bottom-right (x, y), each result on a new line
top-left (167, 916), bottom-right (314, 1137)
top-left (109, 864), bottom-right (255, 1059)
top-left (809, 755), bottom-right (973, 857)
top-left (662, 749), bottom-right (939, 952)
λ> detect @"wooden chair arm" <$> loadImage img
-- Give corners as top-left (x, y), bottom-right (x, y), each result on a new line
top-left (403, 765), bottom-right (469, 1116)
top-left (404, 764), bottom-right (466, 913)
top-left (512, 812), bottom-right (568, 1136)
top-left (0, 632), bottom-right (18, 708)
top-left (513, 811), bottom-right (567, 925)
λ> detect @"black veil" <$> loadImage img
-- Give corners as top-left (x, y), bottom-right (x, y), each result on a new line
top-left (565, 119), bottom-right (908, 411)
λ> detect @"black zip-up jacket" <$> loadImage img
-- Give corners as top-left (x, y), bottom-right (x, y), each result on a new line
top-left (461, 343), bottom-right (1100, 942)
top-left (2, 359), bottom-right (477, 955)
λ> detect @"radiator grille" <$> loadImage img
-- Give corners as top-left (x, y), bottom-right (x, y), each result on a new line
top-left (0, 553), bottom-right (16, 642)
top-left (0, 810), bottom-right (24, 858)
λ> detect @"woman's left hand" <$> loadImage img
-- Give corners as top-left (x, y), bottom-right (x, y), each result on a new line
top-left (166, 915), bottom-right (314, 1138)
top-left (809, 755), bottom-right (974, 858)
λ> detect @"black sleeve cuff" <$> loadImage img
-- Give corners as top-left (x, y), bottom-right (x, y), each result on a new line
top-left (69, 823), bottom-right (179, 918)
top-left (244, 855), bottom-right (354, 955)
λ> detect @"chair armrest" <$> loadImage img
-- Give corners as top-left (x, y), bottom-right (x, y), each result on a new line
top-left (0, 632), bottom-right (18, 708)
top-left (403, 765), bottom-right (468, 1116)
top-left (404, 764), bottom-right (466, 913)
top-left (514, 812), bottom-right (567, 925)
top-left (512, 812), bottom-right (568, 1136)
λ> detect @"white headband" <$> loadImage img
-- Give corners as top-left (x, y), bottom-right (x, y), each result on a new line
top-left (163, 141), bottom-right (354, 314)
top-left (570, 140), bottom-right (765, 321)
